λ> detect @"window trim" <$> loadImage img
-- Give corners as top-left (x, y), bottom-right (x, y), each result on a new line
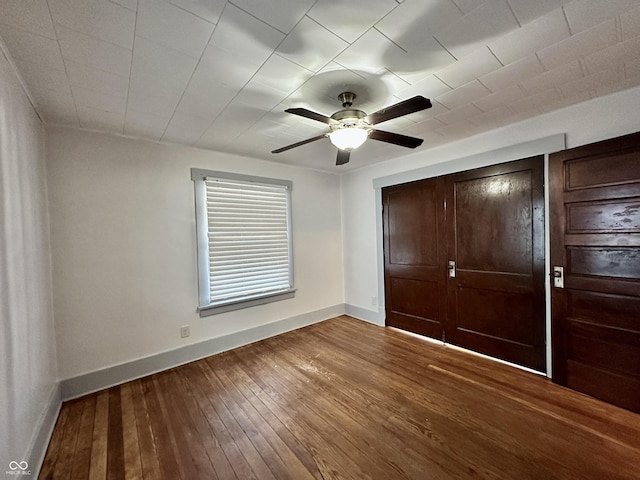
top-left (191, 168), bottom-right (295, 317)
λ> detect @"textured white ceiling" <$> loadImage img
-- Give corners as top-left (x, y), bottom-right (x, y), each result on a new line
top-left (1, 0), bottom-right (639, 172)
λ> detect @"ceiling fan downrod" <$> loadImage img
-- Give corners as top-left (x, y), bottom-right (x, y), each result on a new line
top-left (338, 92), bottom-right (356, 108)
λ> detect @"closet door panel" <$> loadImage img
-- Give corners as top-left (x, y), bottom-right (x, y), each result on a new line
top-left (445, 157), bottom-right (546, 372)
top-left (383, 178), bottom-right (446, 339)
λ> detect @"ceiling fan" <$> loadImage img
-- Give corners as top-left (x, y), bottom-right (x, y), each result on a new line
top-left (271, 92), bottom-right (432, 165)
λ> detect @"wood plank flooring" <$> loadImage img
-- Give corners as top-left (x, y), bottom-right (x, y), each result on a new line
top-left (40, 316), bottom-right (640, 479)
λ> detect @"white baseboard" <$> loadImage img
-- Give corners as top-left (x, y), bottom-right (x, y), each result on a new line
top-left (27, 383), bottom-right (61, 478)
top-left (60, 304), bottom-right (345, 401)
top-left (345, 304), bottom-right (385, 326)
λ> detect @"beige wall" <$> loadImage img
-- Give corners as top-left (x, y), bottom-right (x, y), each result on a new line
top-left (46, 128), bottom-right (344, 380)
top-left (0, 48), bottom-right (57, 469)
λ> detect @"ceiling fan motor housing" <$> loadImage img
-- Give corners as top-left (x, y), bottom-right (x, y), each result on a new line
top-left (330, 108), bottom-right (368, 131)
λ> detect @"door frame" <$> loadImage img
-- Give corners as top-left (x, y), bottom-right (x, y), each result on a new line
top-left (371, 134), bottom-right (566, 377)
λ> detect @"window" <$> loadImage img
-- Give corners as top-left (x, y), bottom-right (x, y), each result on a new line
top-left (191, 169), bottom-right (295, 316)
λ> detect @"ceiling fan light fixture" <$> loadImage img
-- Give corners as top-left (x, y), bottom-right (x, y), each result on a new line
top-left (273, 93), bottom-right (431, 165)
top-left (329, 127), bottom-right (368, 150)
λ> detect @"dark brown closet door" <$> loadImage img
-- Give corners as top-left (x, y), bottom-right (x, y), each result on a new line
top-left (445, 158), bottom-right (546, 372)
top-left (383, 178), bottom-right (446, 339)
top-left (550, 132), bottom-right (640, 413)
top-left (383, 157), bottom-right (546, 372)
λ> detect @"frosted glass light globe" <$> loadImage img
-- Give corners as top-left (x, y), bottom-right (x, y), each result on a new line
top-left (329, 127), bottom-right (368, 150)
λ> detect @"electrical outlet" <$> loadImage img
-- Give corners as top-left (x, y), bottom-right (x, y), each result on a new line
top-left (371, 296), bottom-right (377, 306)
top-left (180, 325), bottom-right (190, 338)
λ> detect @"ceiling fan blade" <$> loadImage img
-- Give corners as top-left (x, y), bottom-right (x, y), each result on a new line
top-left (365, 96), bottom-right (432, 125)
top-left (336, 149), bottom-right (351, 165)
top-left (369, 129), bottom-right (424, 149)
top-left (285, 108), bottom-right (336, 124)
top-left (271, 134), bottom-right (327, 154)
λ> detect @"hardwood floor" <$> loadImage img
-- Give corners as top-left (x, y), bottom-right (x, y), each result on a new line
top-left (40, 316), bottom-right (640, 479)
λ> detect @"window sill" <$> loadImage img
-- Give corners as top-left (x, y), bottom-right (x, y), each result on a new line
top-left (197, 289), bottom-right (296, 317)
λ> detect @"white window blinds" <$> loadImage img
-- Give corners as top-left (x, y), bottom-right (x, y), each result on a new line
top-left (206, 177), bottom-right (292, 302)
top-left (192, 169), bottom-right (294, 315)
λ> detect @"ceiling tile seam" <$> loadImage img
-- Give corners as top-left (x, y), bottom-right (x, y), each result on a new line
top-left (433, 73), bottom-right (454, 90)
top-left (539, 82), bottom-right (564, 103)
top-left (56, 83), bottom-right (120, 133)
top-left (226, 0), bottom-right (305, 36)
top-left (432, 117), bottom-right (448, 129)
top-left (329, 59), bottom-right (358, 77)
top-left (372, 25), bottom-right (408, 54)
top-left (515, 83), bottom-right (529, 100)
top-left (577, 58), bottom-right (588, 79)
top-left (273, 50), bottom-right (340, 78)
top-left (226, 0), bottom-right (291, 35)
top-left (44, 27), bottom-right (131, 78)
top-left (107, 0), bottom-right (136, 14)
top-left (0, 18), bottom-right (56, 41)
top-left (430, 99), bottom-right (451, 116)
top-left (265, 2), bottom-right (316, 43)
top-left (133, 33), bottom-right (200, 63)
top-left (533, 52), bottom-right (548, 73)
top-left (122, 3), bottom-right (140, 136)
top-left (615, 15), bottom-right (624, 43)
top-left (368, 0), bottom-right (422, 50)
top-left (299, 13), bottom-right (355, 56)
top-left (470, 93), bottom-right (489, 113)
top-left (504, 0), bottom-right (522, 28)
top-left (167, 2), bottom-right (218, 26)
top-left (48, 30), bottom-right (134, 98)
top-left (624, 60), bottom-right (637, 80)
top-left (64, 62), bottom-right (133, 89)
top-left (7, 58), bottom-right (68, 93)
top-left (301, 13), bottom-right (352, 45)
top-left (380, 67), bottom-right (411, 88)
top-left (160, 21), bottom-right (221, 141)
top-left (561, 6), bottom-right (573, 37)
top-left (0, 30), bottom-right (44, 123)
top-left (450, 0), bottom-right (465, 16)
top-left (105, 0), bottom-right (137, 18)
top-left (489, 85), bottom-right (532, 115)
top-left (0, 20), bottom-right (64, 51)
top-left (371, 0), bottom-right (405, 34)
top-left (432, 35), bottom-right (458, 62)
top-left (65, 56), bottom-right (133, 83)
top-left (0, 20), bottom-right (53, 42)
top-left (47, 18), bottom-right (134, 54)
top-left (45, 0), bottom-right (80, 127)
top-left (329, 60), bottom-right (387, 85)
top-left (275, 16), bottom-right (353, 73)
top-left (517, 77), bottom-right (541, 97)
top-left (486, 45), bottom-right (504, 69)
